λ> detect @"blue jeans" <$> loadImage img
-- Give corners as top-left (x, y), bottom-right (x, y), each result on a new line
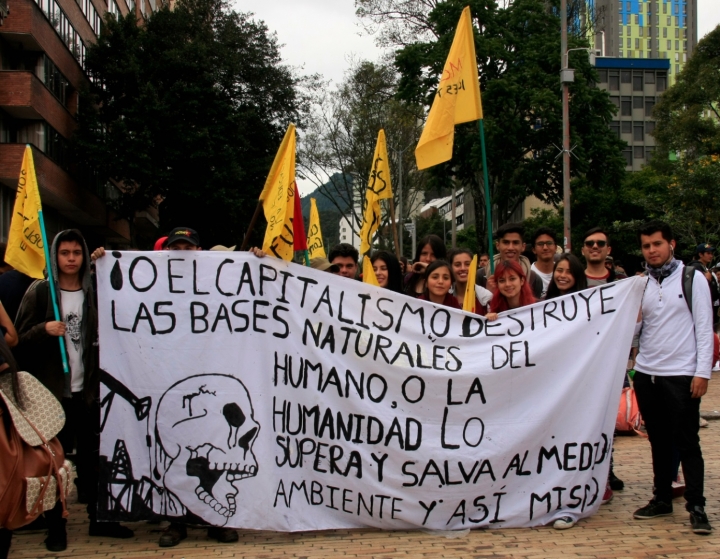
top-left (634, 372), bottom-right (705, 509)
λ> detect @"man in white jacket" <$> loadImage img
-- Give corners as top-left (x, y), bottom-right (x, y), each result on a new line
top-left (633, 221), bottom-right (713, 534)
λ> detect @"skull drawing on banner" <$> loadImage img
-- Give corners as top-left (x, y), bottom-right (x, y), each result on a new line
top-left (155, 374), bottom-right (259, 525)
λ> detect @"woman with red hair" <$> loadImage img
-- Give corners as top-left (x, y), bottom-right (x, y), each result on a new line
top-left (486, 260), bottom-right (536, 321)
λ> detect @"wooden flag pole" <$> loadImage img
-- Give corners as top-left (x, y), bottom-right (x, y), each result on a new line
top-left (239, 200), bottom-right (263, 251)
top-left (478, 119), bottom-right (494, 273)
top-left (388, 198), bottom-right (401, 258)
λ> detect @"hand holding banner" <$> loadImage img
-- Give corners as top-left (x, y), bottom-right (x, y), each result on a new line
top-left (415, 6), bottom-right (483, 170)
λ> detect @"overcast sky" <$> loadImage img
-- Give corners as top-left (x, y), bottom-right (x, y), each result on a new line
top-left (233, 0), bottom-right (720, 194)
top-left (235, 0), bottom-right (719, 86)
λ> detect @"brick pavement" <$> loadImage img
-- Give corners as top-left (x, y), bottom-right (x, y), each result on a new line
top-left (9, 373), bottom-right (720, 559)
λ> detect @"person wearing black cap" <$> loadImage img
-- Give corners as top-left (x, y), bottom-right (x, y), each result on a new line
top-left (688, 243), bottom-right (719, 325)
top-left (165, 227), bottom-right (201, 251)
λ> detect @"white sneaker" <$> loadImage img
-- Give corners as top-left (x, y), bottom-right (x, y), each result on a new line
top-left (553, 516), bottom-right (576, 530)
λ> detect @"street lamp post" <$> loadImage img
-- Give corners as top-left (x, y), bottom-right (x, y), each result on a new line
top-left (560, 0), bottom-right (571, 253)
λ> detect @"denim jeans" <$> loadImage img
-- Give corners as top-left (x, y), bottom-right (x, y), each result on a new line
top-left (634, 372), bottom-right (705, 509)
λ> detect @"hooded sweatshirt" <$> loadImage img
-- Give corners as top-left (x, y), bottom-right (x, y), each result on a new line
top-left (14, 230), bottom-right (98, 404)
top-left (484, 254), bottom-right (544, 300)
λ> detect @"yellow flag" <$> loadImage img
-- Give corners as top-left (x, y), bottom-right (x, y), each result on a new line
top-left (462, 254), bottom-right (478, 313)
top-left (359, 130), bottom-right (393, 255)
top-left (306, 198), bottom-right (326, 259)
top-left (262, 124), bottom-right (296, 260)
top-left (415, 6), bottom-right (483, 170)
top-left (6, 146), bottom-right (46, 279)
top-left (363, 256), bottom-right (380, 287)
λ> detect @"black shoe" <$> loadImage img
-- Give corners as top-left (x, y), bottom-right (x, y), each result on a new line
top-left (44, 529), bottom-right (67, 552)
top-left (207, 527), bottom-right (238, 543)
top-left (159, 523), bottom-right (187, 548)
top-left (689, 506), bottom-right (712, 534)
top-left (89, 521), bottom-right (134, 538)
top-left (633, 499), bottom-right (673, 519)
top-left (609, 471), bottom-right (624, 491)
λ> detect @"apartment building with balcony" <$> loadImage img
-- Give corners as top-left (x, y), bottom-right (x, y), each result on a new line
top-left (0, 0), bottom-right (158, 247)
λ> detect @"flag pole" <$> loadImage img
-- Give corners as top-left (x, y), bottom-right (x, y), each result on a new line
top-left (37, 209), bottom-right (70, 374)
top-left (239, 200), bottom-right (263, 251)
top-left (388, 199), bottom-right (401, 258)
top-left (478, 119), bottom-right (494, 273)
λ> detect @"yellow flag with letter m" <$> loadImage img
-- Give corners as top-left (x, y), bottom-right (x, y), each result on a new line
top-left (261, 124), bottom-right (296, 261)
top-left (359, 129), bottom-right (393, 255)
top-left (6, 146), bottom-right (46, 279)
top-left (415, 6), bottom-right (482, 170)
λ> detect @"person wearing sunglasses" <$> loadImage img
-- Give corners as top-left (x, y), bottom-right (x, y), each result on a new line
top-left (582, 227), bottom-right (618, 288)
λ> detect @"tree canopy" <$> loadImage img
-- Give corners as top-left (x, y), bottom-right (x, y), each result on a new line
top-left (370, 0), bottom-right (625, 251)
top-left (75, 0), bottom-right (313, 247)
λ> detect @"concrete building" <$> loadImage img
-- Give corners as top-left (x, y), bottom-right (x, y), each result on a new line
top-left (595, 56), bottom-right (670, 170)
top-left (590, 0), bottom-right (697, 83)
top-left (0, 0), bottom-right (158, 247)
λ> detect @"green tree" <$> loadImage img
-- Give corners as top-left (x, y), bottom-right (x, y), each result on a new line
top-left (298, 60), bottom-right (428, 253)
top-left (75, 0), bottom-right (312, 247)
top-left (385, 0), bottom-right (625, 252)
top-left (652, 25), bottom-right (720, 158)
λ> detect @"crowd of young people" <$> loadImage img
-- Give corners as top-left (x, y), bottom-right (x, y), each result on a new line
top-left (0, 218), bottom-right (714, 558)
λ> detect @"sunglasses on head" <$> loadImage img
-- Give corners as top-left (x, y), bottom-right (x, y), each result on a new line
top-left (584, 240), bottom-right (607, 248)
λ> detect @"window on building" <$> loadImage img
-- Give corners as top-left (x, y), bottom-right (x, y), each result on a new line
top-left (663, 3), bottom-right (667, 14)
top-left (675, 28), bottom-right (679, 38)
top-left (609, 73), bottom-right (620, 91)
top-left (675, 52), bottom-right (679, 61)
top-left (109, 0), bottom-right (120, 18)
top-left (610, 121), bottom-right (620, 138)
top-left (610, 96), bottom-right (620, 111)
top-left (657, 73), bottom-right (667, 91)
top-left (644, 71), bottom-right (655, 84)
top-left (645, 97), bottom-right (655, 116)
top-left (634, 125), bottom-right (644, 142)
top-left (683, 52), bottom-right (687, 62)
top-left (635, 14), bottom-right (639, 24)
top-left (632, 74), bottom-right (643, 91)
top-left (646, 121), bottom-right (656, 135)
top-left (676, 63), bottom-right (680, 74)
top-left (627, 37), bottom-right (632, 48)
top-left (635, 38), bottom-right (640, 49)
top-left (621, 121), bottom-right (632, 134)
top-left (674, 4), bottom-right (679, 14)
top-left (667, 16), bottom-right (671, 25)
top-left (675, 16), bottom-right (679, 26)
top-left (633, 96), bottom-right (643, 109)
top-left (623, 149), bottom-right (633, 166)
top-left (127, 0), bottom-right (136, 10)
top-left (621, 97), bottom-right (632, 116)
top-left (683, 41), bottom-right (687, 50)
top-left (37, 55), bottom-right (69, 106)
top-left (634, 146), bottom-right (644, 159)
top-left (598, 69), bottom-right (608, 83)
top-left (683, 29), bottom-right (687, 38)
top-left (626, 1), bottom-right (630, 11)
top-left (621, 70), bottom-right (631, 83)
top-left (33, 0), bottom-right (87, 68)
top-left (662, 28), bottom-right (667, 38)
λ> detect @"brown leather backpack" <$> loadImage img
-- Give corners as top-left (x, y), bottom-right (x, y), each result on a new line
top-left (0, 371), bottom-right (75, 530)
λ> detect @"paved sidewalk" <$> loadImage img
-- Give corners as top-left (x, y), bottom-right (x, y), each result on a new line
top-left (9, 373), bottom-right (720, 559)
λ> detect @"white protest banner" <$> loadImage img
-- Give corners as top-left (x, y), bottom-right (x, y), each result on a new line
top-left (96, 252), bottom-right (645, 531)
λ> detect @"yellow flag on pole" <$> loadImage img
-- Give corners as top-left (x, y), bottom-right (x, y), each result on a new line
top-left (462, 254), bottom-right (478, 313)
top-left (6, 146), bottom-right (46, 279)
top-left (262, 124), bottom-right (296, 260)
top-left (363, 256), bottom-right (380, 287)
top-left (306, 198), bottom-right (326, 258)
top-left (359, 130), bottom-right (393, 255)
top-left (415, 6), bottom-right (482, 170)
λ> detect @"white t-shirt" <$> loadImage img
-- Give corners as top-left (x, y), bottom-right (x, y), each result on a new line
top-left (61, 289), bottom-right (85, 393)
top-left (530, 262), bottom-right (553, 298)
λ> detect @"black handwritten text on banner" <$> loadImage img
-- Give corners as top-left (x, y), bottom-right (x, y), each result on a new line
top-left (96, 253), bottom-right (644, 530)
